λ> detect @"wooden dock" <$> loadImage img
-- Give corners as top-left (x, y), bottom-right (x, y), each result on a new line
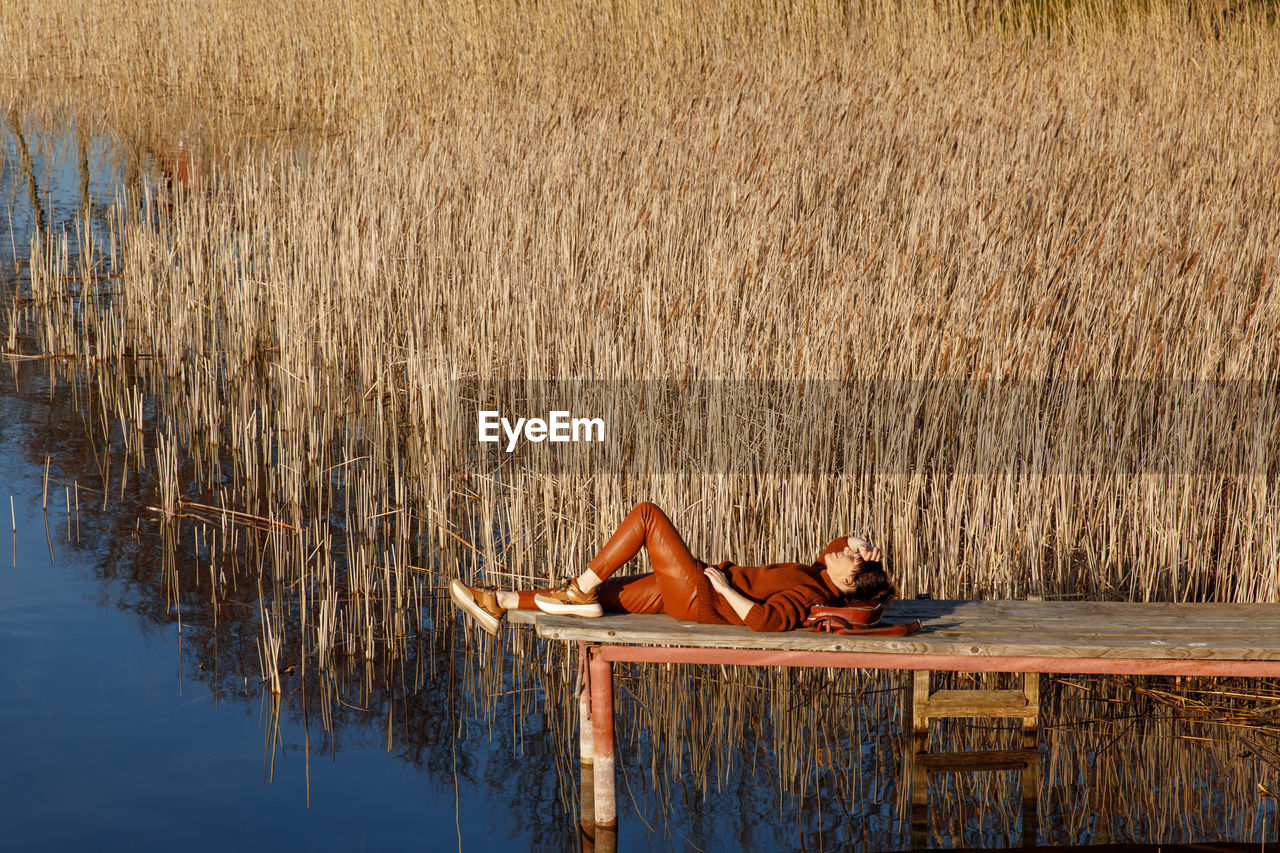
top-left (508, 599), bottom-right (1280, 847)
top-left (513, 599), bottom-right (1280, 673)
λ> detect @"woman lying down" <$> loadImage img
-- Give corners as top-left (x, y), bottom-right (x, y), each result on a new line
top-left (449, 502), bottom-right (896, 635)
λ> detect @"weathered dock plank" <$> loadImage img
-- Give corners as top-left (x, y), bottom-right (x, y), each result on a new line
top-left (509, 600), bottom-right (1280, 664)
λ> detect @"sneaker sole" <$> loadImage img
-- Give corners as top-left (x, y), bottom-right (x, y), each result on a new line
top-left (533, 594), bottom-right (604, 618)
top-left (449, 580), bottom-right (501, 635)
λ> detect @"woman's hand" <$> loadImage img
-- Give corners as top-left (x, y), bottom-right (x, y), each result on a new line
top-left (846, 538), bottom-right (883, 562)
top-left (703, 565), bottom-right (731, 592)
top-left (704, 566), bottom-right (758, 621)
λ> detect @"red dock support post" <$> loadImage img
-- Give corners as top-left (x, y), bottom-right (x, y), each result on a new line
top-left (586, 645), bottom-right (616, 850)
top-left (588, 646), bottom-right (617, 830)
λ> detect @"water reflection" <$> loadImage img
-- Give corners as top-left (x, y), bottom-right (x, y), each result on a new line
top-left (3, 115), bottom-right (1280, 850)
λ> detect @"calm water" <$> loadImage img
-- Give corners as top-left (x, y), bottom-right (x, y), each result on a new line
top-left (0, 333), bottom-right (564, 852)
top-left (0, 124), bottom-right (571, 852)
top-left (2, 119), bottom-right (1278, 851)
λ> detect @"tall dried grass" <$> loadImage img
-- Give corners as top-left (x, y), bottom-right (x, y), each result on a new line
top-left (9, 3), bottom-right (1278, 591)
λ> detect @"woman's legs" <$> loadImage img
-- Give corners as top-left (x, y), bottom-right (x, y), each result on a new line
top-left (574, 502), bottom-right (705, 620)
top-left (477, 503), bottom-right (705, 619)
top-left (508, 573), bottom-right (664, 614)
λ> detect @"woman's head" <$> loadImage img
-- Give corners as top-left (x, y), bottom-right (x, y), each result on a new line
top-left (841, 559), bottom-right (897, 604)
top-left (823, 547), bottom-right (897, 604)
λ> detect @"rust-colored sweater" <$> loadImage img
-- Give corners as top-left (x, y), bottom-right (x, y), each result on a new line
top-left (698, 536), bottom-right (853, 631)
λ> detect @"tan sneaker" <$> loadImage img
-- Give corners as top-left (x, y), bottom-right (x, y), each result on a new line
top-left (534, 578), bottom-right (604, 617)
top-left (449, 579), bottom-right (506, 635)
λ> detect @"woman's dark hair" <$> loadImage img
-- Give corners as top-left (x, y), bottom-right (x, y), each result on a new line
top-left (844, 560), bottom-right (897, 604)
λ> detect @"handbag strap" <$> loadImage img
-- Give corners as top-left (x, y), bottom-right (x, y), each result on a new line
top-left (807, 618), bottom-right (923, 637)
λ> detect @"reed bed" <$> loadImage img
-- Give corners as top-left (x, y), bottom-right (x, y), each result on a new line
top-left (606, 670), bottom-right (1280, 846)
top-left (4, 0), bottom-right (1280, 835)
top-left (8, 20), bottom-right (1279, 600)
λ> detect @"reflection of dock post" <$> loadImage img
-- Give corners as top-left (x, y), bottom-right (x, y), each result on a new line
top-left (578, 642), bottom-right (596, 842)
top-left (1020, 756), bottom-right (1039, 846)
top-left (907, 748), bottom-right (929, 848)
top-left (588, 646), bottom-right (618, 851)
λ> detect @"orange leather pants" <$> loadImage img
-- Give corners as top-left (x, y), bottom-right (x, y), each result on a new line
top-left (517, 502), bottom-right (705, 619)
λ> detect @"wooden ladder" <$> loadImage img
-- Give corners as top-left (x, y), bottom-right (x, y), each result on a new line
top-left (911, 668), bottom-right (1040, 750)
top-left (906, 669), bottom-right (1041, 845)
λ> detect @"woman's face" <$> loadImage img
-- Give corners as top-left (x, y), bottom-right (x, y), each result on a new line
top-left (825, 541), bottom-right (883, 593)
top-left (825, 551), bottom-right (864, 593)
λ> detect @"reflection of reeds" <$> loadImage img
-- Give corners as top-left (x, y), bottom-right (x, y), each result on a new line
top-left (258, 575), bottom-right (284, 695)
top-left (592, 668), bottom-right (1280, 846)
top-left (1037, 676), bottom-right (1280, 845)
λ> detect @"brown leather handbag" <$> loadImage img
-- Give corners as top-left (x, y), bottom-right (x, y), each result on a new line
top-left (804, 601), bottom-right (922, 636)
